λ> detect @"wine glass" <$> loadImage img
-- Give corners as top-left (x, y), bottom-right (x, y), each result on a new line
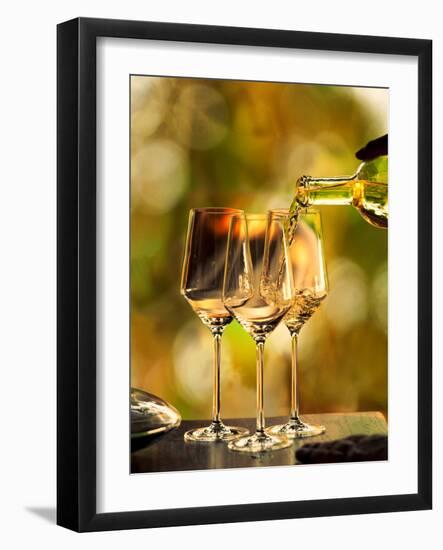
top-left (223, 212), bottom-right (294, 453)
top-left (267, 209), bottom-right (328, 438)
top-left (180, 208), bottom-right (249, 442)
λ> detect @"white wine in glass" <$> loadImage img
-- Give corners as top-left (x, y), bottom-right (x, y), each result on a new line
top-left (183, 294), bottom-right (232, 330)
top-left (181, 208), bottom-right (249, 442)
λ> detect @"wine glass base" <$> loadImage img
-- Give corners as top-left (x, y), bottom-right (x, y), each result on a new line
top-left (228, 431), bottom-right (291, 453)
top-left (266, 418), bottom-right (325, 439)
top-left (184, 421), bottom-right (249, 442)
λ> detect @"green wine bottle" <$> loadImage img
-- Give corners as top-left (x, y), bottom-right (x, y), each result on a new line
top-left (295, 154), bottom-right (388, 229)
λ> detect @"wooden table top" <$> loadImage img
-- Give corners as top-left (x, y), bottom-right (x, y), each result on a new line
top-left (131, 412), bottom-right (387, 474)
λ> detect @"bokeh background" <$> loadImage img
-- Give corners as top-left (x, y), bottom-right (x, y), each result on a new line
top-left (130, 76), bottom-right (388, 420)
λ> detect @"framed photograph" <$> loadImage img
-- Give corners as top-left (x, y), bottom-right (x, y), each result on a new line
top-left (57, 17), bottom-right (432, 532)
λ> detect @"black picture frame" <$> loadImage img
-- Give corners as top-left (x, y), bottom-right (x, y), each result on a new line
top-left (57, 17), bottom-right (432, 532)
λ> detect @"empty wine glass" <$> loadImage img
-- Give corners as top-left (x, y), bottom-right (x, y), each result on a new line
top-left (267, 209), bottom-right (328, 438)
top-left (223, 212), bottom-right (294, 453)
top-left (180, 208), bottom-right (249, 442)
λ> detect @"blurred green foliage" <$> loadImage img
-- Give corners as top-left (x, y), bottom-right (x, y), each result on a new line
top-left (131, 76), bottom-right (388, 420)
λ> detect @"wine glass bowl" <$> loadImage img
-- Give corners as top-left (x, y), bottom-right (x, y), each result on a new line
top-left (223, 215), bottom-right (294, 341)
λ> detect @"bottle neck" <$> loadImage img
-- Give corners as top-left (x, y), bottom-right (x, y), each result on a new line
top-left (296, 174), bottom-right (357, 208)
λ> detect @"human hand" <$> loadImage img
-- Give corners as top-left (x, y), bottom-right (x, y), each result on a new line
top-left (355, 134), bottom-right (388, 161)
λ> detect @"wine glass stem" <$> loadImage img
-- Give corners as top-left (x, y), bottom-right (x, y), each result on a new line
top-left (256, 340), bottom-right (265, 434)
top-left (290, 331), bottom-right (300, 420)
top-left (212, 331), bottom-right (222, 424)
